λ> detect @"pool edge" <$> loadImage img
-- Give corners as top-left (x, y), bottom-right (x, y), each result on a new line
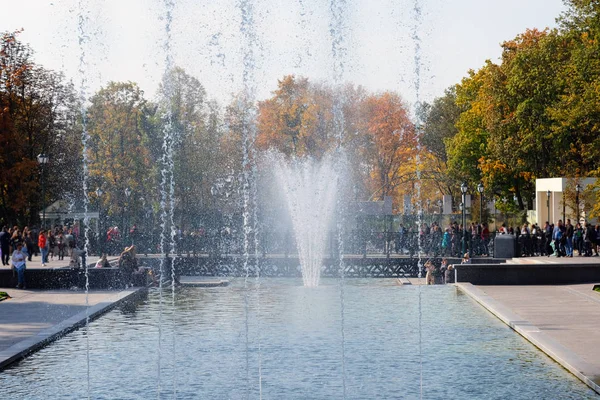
top-left (455, 283), bottom-right (600, 395)
top-left (0, 287), bottom-right (147, 371)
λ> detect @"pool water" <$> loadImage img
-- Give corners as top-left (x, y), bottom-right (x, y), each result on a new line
top-left (1, 279), bottom-right (598, 399)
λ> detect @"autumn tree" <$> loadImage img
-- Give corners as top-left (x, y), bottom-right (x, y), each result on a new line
top-left (256, 75), bottom-right (337, 159)
top-left (0, 31), bottom-right (81, 226)
top-left (358, 92), bottom-right (417, 205)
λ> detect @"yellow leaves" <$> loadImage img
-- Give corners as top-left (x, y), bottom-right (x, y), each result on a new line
top-left (257, 75), bottom-right (336, 159)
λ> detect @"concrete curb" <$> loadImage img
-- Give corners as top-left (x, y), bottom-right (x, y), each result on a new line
top-left (456, 283), bottom-right (600, 395)
top-left (0, 287), bottom-right (147, 371)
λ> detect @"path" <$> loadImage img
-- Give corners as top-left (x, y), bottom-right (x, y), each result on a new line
top-left (0, 288), bottom-right (142, 369)
top-left (457, 282), bottom-right (600, 394)
top-left (507, 255), bottom-right (600, 264)
top-left (6, 255), bottom-right (118, 270)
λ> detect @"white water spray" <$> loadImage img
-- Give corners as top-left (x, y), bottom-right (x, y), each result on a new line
top-left (76, 1), bottom-right (92, 397)
top-left (272, 153), bottom-right (339, 287)
top-left (238, 0), bottom-right (263, 396)
top-left (329, 0), bottom-right (349, 396)
top-left (411, 0), bottom-right (424, 399)
top-left (157, 0), bottom-right (179, 398)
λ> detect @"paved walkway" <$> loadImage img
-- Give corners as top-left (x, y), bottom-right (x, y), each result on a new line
top-left (508, 255), bottom-right (600, 264)
top-left (457, 283), bottom-right (600, 394)
top-left (0, 288), bottom-right (142, 369)
top-left (4, 254), bottom-right (118, 270)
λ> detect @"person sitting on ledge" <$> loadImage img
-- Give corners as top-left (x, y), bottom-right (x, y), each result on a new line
top-left (11, 243), bottom-right (26, 289)
top-left (94, 253), bottom-right (111, 268)
top-left (461, 253), bottom-right (471, 264)
top-left (118, 245), bottom-right (138, 287)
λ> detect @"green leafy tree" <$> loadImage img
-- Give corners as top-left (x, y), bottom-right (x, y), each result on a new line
top-left (86, 81), bottom-right (156, 227)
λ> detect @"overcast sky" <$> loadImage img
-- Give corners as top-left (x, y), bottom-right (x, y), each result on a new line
top-left (0, 0), bottom-right (567, 107)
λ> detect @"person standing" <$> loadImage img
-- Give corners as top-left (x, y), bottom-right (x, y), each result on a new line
top-left (11, 243), bottom-right (26, 289)
top-left (57, 230), bottom-right (65, 260)
top-left (424, 260), bottom-right (435, 285)
top-left (552, 220), bottom-right (566, 257)
top-left (481, 223), bottom-right (490, 256)
top-left (0, 226), bottom-right (10, 266)
top-left (24, 231), bottom-right (35, 262)
top-left (10, 229), bottom-right (23, 253)
top-left (38, 230), bottom-right (49, 267)
top-left (48, 231), bottom-right (57, 261)
top-left (565, 219), bottom-right (574, 257)
top-left (574, 223), bottom-right (584, 256)
top-left (64, 229), bottom-right (74, 258)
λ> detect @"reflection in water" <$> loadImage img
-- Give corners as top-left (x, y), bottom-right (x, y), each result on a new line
top-left (0, 281), bottom-right (596, 399)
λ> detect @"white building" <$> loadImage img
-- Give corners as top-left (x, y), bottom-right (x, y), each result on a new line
top-left (534, 178), bottom-right (596, 225)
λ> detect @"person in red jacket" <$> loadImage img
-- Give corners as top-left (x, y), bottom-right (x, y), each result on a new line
top-left (38, 230), bottom-right (49, 267)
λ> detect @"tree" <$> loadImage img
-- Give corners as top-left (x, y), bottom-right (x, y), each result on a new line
top-left (358, 92), bottom-right (417, 204)
top-left (156, 67), bottom-right (224, 229)
top-left (0, 31), bottom-right (81, 226)
top-left (256, 75), bottom-right (337, 159)
top-left (421, 86), bottom-right (464, 198)
top-left (86, 81), bottom-right (156, 227)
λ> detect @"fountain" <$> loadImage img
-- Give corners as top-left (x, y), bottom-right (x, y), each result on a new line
top-left (271, 152), bottom-right (340, 287)
top-left (2, 1), bottom-right (600, 399)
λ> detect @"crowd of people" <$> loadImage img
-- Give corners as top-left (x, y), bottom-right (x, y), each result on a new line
top-left (0, 224), bottom-right (85, 288)
top-left (0, 225), bottom-right (80, 267)
top-left (0, 223), bottom-right (156, 289)
top-left (387, 218), bottom-right (600, 258)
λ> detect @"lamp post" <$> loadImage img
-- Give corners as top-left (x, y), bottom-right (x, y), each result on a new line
top-left (493, 197), bottom-right (497, 232)
top-left (477, 183), bottom-right (484, 223)
top-left (95, 188), bottom-right (103, 255)
top-left (460, 182), bottom-right (468, 255)
top-left (124, 187), bottom-right (131, 245)
top-left (37, 154), bottom-right (49, 229)
top-left (513, 194), bottom-right (519, 226)
top-left (575, 184), bottom-right (581, 222)
top-left (547, 190), bottom-right (551, 224)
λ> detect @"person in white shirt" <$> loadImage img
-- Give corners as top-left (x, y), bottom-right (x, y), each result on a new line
top-left (11, 243), bottom-right (26, 289)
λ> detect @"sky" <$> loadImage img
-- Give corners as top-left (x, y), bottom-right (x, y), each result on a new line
top-left (0, 0), bottom-right (567, 108)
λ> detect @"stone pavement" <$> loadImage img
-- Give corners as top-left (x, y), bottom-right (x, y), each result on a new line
top-left (457, 282), bottom-right (600, 395)
top-left (0, 287), bottom-right (142, 369)
top-left (507, 255), bottom-right (600, 264)
top-left (5, 254), bottom-right (118, 270)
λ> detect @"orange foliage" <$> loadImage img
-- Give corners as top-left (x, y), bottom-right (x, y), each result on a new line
top-left (359, 92), bottom-right (417, 201)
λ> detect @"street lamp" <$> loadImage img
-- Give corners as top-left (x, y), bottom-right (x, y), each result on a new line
top-left (547, 190), bottom-right (551, 224)
top-left (37, 154), bottom-right (49, 229)
top-left (513, 194), bottom-right (519, 228)
top-left (460, 182), bottom-right (468, 255)
top-left (95, 188), bottom-right (103, 255)
top-left (575, 184), bottom-right (581, 221)
top-left (493, 197), bottom-right (497, 232)
top-left (124, 187), bottom-right (131, 245)
top-left (477, 183), bottom-right (484, 223)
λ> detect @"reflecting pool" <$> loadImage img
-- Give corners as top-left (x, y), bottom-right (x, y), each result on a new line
top-left (1, 280), bottom-right (597, 399)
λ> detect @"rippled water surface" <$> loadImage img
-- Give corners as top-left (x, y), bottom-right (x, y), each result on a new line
top-left (1, 279), bottom-right (597, 399)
